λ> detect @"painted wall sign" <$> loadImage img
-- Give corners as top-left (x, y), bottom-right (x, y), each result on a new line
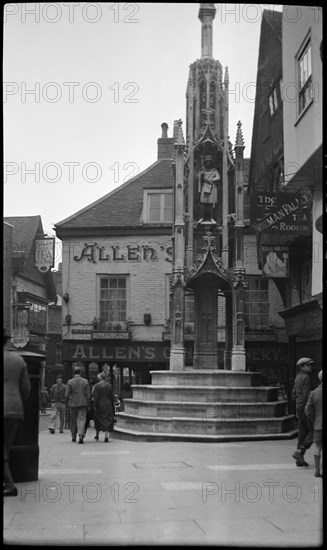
top-left (63, 341), bottom-right (287, 365)
top-left (261, 245), bottom-right (289, 278)
top-left (250, 190), bottom-right (312, 234)
top-left (35, 238), bottom-right (55, 272)
top-left (73, 242), bottom-right (173, 264)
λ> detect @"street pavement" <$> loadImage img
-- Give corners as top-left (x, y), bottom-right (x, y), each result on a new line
top-left (4, 412), bottom-right (323, 546)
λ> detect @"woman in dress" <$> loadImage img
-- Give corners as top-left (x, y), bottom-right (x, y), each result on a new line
top-left (92, 372), bottom-right (115, 442)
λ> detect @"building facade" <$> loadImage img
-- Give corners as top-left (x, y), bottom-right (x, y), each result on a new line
top-left (248, 7), bottom-right (322, 406)
top-left (3, 216), bottom-right (57, 366)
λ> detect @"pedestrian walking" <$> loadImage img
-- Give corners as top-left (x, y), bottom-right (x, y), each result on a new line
top-left (65, 367), bottom-right (90, 444)
top-left (48, 375), bottom-right (67, 434)
top-left (4, 330), bottom-right (31, 497)
top-left (40, 386), bottom-right (50, 413)
top-left (291, 357), bottom-right (314, 467)
top-left (305, 370), bottom-right (323, 477)
top-left (92, 372), bottom-right (115, 442)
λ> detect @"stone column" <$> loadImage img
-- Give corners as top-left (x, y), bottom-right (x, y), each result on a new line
top-left (224, 291), bottom-right (232, 370)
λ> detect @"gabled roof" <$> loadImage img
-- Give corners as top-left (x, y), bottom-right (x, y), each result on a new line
top-left (263, 9), bottom-right (282, 40)
top-left (55, 158), bottom-right (174, 229)
top-left (4, 215), bottom-right (57, 303)
top-left (4, 215), bottom-right (44, 255)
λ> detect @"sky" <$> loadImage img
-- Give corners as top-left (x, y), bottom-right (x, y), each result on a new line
top-left (3, 3), bottom-right (283, 267)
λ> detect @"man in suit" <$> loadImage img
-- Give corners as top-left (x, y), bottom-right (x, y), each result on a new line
top-left (65, 367), bottom-right (90, 444)
top-left (305, 370), bottom-right (323, 477)
top-left (4, 330), bottom-right (31, 496)
top-left (48, 375), bottom-right (67, 434)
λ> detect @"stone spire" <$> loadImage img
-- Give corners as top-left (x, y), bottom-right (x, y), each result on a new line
top-left (198, 3), bottom-right (216, 58)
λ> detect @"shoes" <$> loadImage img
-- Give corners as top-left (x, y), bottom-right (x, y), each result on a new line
top-left (94, 434), bottom-right (99, 441)
top-left (72, 436), bottom-right (76, 442)
top-left (293, 450), bottom-right (308, 467)
top-left (3, 484), bottom-right (18, 497)
top-left (59, 430), bottom-right (63, 433)
top-left (78, 435), bottom-right (84, 444)
top-left (49, 428), bottom-right (55, 434)
top-left (104, 436), bottom-right (109, 443)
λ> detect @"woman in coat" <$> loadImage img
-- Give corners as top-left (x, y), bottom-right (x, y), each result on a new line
top-left (92, 372), bottom-right (115, 442)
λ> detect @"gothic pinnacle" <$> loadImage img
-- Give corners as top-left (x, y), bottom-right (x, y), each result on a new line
top-left (198, 4), bottom-right (216, 58)
top-left (235, 121), bottom-right (245, 149)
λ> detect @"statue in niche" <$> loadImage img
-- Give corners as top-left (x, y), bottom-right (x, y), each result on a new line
top-left (197, 155), bottom-right (220, 224)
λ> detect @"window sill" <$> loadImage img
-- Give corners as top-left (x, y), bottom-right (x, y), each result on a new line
top-left (294, 98), bottom-right (314, 127)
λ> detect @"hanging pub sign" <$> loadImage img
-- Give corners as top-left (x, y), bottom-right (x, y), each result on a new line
top-left (35, 238), bottom-right (55, 272)
top-left (250, 190), bottom-right (312, 235)
top-left (261, 245), bottom-right (289, 278)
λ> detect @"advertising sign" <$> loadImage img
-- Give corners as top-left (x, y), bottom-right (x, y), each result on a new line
top-left (11, 327), bottom-right (30, 349)
top-left (250, 190), bottom-right (312, 235)
top-left (261, 245), bottom-right (289, 278)
top-left (35, 238), bottom-right (55, 272)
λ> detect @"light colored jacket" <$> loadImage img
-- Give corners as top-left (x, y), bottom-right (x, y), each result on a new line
top-left (65, 374), bottom-right (90, 407)
top-left (305, 385), bottom-right (322, 430)
top-left (4, 349), bottom-right (31, 420)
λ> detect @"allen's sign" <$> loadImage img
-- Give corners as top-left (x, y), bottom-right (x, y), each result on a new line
top-left (250, 190), bottom-right (312, 235)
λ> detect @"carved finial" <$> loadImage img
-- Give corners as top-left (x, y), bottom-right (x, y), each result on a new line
top-left (224, 66), bottom-right (229, 85)
top-left (235, 121), bottom-right (245, 149)
top-left (174, 119), bottom-right (185, 146)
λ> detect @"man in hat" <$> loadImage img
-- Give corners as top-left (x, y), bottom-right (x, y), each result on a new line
top-left (305, 370), bottom-right (323, 477)
top-left (48, 375), bottom-right (67, 434)
top-left (198, 155), bottom-right (220, 224)
top-left (292, 357), bottom-right (315, 466)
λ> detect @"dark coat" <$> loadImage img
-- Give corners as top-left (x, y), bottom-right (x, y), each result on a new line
top-left (4, 349), bottom-right (31, 420)
top-left (292, 371), bottom-right (313, 408)
top-left (92, 381), bottom-right (115, 432)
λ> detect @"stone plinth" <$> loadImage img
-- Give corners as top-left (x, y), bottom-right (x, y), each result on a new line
top-left (114, 369), bottom-right (297, 442)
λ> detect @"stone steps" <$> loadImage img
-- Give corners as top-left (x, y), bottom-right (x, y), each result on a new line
top-left (114, 369), bottom-right (297, 442)
top-left (151, 370), bottom-right (262, 387)
top-left (132, 385), bottom-right (279, 403)
top-left (116, 412), bottom-right (296, 436)
top-left (123, 398), bottom-right (287, 419)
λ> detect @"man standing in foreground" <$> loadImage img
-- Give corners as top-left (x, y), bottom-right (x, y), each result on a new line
top-left (48, 375), bottom-right (67, 434)
top-left (65, 367), bottom-right (90, 444)
top-left (305, 370), bottom-right (323, 477)
top-left (292, 357), bottom-right (314, 467)
top-left (4, 330), bottom-right (31, 496)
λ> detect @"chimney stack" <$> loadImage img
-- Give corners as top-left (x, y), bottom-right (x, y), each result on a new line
top-left (157, 122), bottom-right (175, 159)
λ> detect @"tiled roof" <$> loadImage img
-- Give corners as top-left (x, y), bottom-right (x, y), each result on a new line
top-left (4, 215), bottom-right (43, 254)
top-left (263, 8), bottom-right (282, 39)
top-left (55, 158), bottom-right (174, 229)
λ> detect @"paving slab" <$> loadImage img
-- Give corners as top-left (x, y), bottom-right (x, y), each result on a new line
top-left (3, 422), bottom-right (323, 546)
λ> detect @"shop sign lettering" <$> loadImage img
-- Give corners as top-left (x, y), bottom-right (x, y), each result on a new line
top-left (73, 242), bottom-right (173, 263)
top-left (250, 190), bottom-right (312, 235)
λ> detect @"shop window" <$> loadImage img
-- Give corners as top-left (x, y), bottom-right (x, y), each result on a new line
top-left (28, 302), bottom-right (47, 333)
top-left (244, 277), bottom-right (269, 328)
top-left (143, 190), bottom-right (173, 223)
top-left (98, 276), bottom-right (128, 323)
top-left (298, 40), bottom-right (312, 115)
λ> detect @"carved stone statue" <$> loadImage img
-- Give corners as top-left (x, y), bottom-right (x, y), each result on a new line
top-left (197, 155), bottom-right (220, 223)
